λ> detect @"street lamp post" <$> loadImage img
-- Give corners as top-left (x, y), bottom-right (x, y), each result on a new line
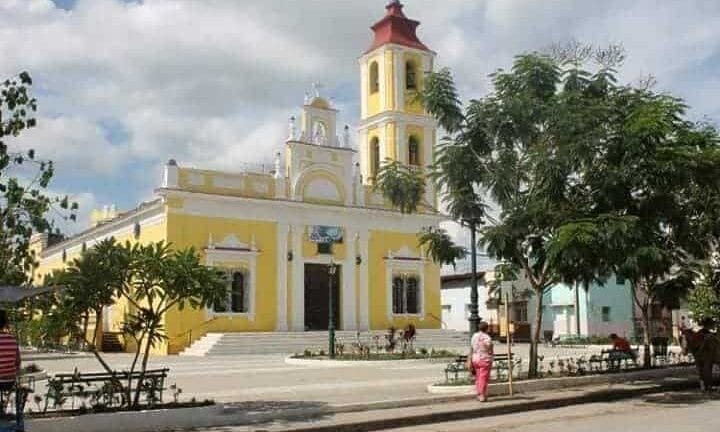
top-left (328, 260), bottom-right (338, 359)
top-left (468, 221), bottom-right (480, 336)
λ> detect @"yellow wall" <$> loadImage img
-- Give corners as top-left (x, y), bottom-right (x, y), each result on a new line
top-left (385, 50), bottom-right (395, 111)
top-left (164, 212), bottom-right (279, 354)
top-left (32, 212), bottom-right (169, 354)
top-left (367, 54), bottom-right (383, 117)
top-left (367, 230), bottom-right (441, 330)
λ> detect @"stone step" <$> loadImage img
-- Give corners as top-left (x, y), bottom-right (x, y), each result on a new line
top-left (180, 329), bottom-right (470, 356)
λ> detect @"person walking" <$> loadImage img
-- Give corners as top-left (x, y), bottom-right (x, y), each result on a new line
top-left (469, 321), bottom-right (494, 402)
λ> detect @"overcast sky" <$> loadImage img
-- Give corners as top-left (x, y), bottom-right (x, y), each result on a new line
top-left (2, 0), bottom-right (720, 249)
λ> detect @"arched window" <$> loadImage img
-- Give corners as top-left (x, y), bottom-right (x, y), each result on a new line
top-left (406, 61), bottom-right (417, 90)
top-left (230, 271), bottom-right (246, 313)
top-left (370, 137), bottom-right (380, 181)
top-left (370, 61), bottom-right (380, 94)
top-left (408, 136), bottom-right (420, 166)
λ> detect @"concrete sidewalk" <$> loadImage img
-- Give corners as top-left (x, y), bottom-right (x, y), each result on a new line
top-left (26, 368), bottom-right (705, 432)
top-left (199, 378), bottom-right (705, 432)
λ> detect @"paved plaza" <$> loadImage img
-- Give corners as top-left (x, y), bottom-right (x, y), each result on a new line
top-left (30, 344), bottom-right (625, 405)
top-left (384, 393), bottom-right (720, 432)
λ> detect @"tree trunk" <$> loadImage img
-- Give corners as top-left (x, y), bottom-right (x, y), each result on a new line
top-left (127, 333), bottom-right (144, 406)
top-left (94, 307), bottom-right (104, 350)
top-left (133, 328), bottom-right (155, 407)
top-left (80, 311), bottom-right (90, 350)
top-left (528, 288), bottom-right (544, 378)
top-left (640, 307), bottom-right (652, 368)
top-left (630, 282), bottom-right (652, 368)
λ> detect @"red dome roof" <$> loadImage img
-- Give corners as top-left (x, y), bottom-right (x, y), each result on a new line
top-left (365, 1), bottom-right (430, 54)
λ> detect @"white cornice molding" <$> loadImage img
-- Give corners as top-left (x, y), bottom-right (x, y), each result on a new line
top-left (41, 202), bottom-right (165, 260)
top-left (158, 188), bottom-right (445, 231)
top-left (358, 111), bottom-right (437, 130)
top-left (358, 43), bottom-right (437, 63)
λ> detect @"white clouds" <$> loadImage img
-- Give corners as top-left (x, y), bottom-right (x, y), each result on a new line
top-left (16, 116), bottom-right (127, 174)
top-left (2, 0), bottom-right (720, 239)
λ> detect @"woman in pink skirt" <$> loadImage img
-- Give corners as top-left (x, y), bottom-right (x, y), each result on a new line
top-left (470, 321), bottom-right (494, 402)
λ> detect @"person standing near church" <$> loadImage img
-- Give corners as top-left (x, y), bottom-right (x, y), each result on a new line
top-left (0, 310), bottom-right (20, 391)
top-left (469, 321), bottom-right (494, 402)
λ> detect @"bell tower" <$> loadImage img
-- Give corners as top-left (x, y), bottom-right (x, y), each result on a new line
top-left (358, 0), bottom-right (437, 208)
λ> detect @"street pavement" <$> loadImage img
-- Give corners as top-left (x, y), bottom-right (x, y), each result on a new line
top-left (384, 392), bottom-right (720, 432)
top-left (29, 344), bottom-right (613, 405)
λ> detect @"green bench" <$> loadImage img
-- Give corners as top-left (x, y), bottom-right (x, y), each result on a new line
top-left (444, 354), bottom-right (518, 383)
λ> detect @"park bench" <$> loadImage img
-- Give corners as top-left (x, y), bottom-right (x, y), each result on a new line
top-left (0, 375), bottom-right (36, 432)
top-left (45, 368), bottom-right (169, 410)
top-left (593, 349), bottom-right (638, 371)
top-left (443, 353), bottom-right (519, 383)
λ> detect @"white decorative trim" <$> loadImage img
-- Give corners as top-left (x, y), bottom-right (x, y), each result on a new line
top-left (358, 43), bottom-right (437, 63)
top-left (188, 172), bottom-right (205, 186)
top-left (208, 233), bottom-right (257, 251)
top-left (396, 122), bottom-right (406, 164)
top-left (387, 245), bottom-right (420, 260)
top-left (276, 223), bottom-right (290, 331)
top-left (213, 175), bottom-right (243, 189)
top-left (41, 207), bottom-right (165, 261)
top-left (385, 246), bottom-right (426, 321)
top-left (342, 228), bottom-right (357, 330)
top-left (291, 224), bottom-right (304, 331)
top-left (360, 61), bottom-right (369, 119)
top-left (252, 181), bottom-right (270, 195)
top-left (393, 49), bottom-right (402, 110)
top-left (161, 189), bottom-right (445, 232)
top-left (205, 234), bottom-right (259, 321)
top-left (358, 111), bottom-right (437, 130)
top-left (379, 50), bottom-right (386, 112)
top-left (163, 163), bottom-right (179, 188)
top-left (358, 230), bottom-right (370, 330)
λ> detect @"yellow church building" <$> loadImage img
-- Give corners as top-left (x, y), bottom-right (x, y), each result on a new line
top-left (30, 1), bottom-right (444, 355)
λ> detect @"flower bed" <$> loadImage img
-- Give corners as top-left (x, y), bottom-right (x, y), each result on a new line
top-left (291, 348), bottom-right (459, 361)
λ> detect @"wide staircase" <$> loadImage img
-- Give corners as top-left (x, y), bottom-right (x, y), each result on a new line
top-left (180, 329), bottom-right (469, 356)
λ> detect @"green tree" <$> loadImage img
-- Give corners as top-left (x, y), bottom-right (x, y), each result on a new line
top-left (117, 241), bottom-right (226, 407)
top-left (0, 72), bottom-right (76, 285)
top-left (57, 238), bottom-right (130, 373)
top-left (420, 54), bottom-right (591, 377)
top-left (375, 159), bottom-right (426, 214)
top-left (689, 260), bottom-right (720, 330)
top-left (376, 68), bottom-right (487, 334)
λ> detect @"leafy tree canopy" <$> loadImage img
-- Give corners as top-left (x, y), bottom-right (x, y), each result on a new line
top-left (0, 72), bottom-right (76, 285)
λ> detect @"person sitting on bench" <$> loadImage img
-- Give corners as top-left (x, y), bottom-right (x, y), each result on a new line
top-left (608, 333), bottom-right (635, 368)
top-left (0, 310), bottom-right (20, 393)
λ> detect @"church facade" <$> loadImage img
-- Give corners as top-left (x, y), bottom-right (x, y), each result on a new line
top-left (30, 1), bottom-right (444, 355)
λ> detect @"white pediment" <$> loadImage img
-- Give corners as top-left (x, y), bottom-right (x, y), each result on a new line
top-left (208, 233), bottom-right (257, 251)
top-left (387, 246), bottom-right (420, 260)
top-left (304, 177), bottom-right (342, 202)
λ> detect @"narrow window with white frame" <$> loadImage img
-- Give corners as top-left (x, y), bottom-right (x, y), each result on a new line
top-left (214, 269), bottom-right (249, 314)
top-left (392, 273), bottom-right (420, 314)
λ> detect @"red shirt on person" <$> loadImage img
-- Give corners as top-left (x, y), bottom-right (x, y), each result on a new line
top-left (612, 336), bottom-right (631, 352)
top-left (0, 331), bottom-right (20, 381)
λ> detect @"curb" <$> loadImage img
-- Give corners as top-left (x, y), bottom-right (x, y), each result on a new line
top-left (426, 366), bottom-right (696, 395)
top-left (282, 379), bottom-right (701, 432)
top-left (284, 356), bottom-right (448, 367)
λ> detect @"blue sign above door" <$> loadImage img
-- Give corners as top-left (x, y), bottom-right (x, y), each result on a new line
top-left (308, 226), bottom-right (344, 243)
